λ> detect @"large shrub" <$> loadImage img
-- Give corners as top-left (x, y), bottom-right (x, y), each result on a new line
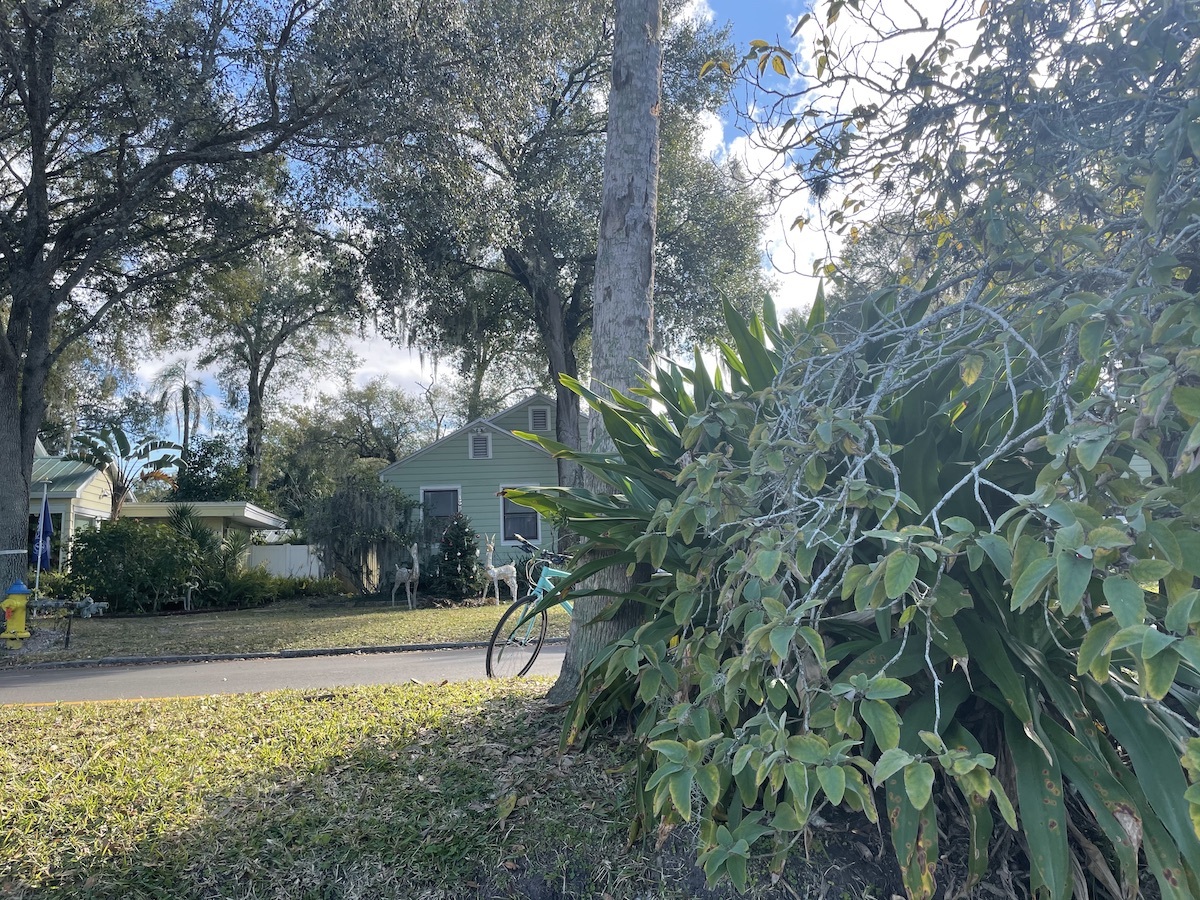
top-left (69, 520), bottom-right (194, 614)
top-left (510, 295), bottom-right (1200, 898)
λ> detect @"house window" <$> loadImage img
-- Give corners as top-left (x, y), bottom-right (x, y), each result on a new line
top-left (529, 406), bottom-right (551, 432)
top-left (422, 488), bottom-right (460, 535)
top-left (501, 489), bottom-right (539, 543)
top-left (469, 432), bottom-right (492, 459)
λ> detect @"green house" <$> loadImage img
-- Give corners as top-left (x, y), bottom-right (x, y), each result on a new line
top-left (378, 394), bottom-right (563, 566)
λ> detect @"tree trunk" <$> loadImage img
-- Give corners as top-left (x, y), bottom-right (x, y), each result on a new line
top-left (0, 279), bottom-right (54, 590)
top-left (502, 246), bottom-right (584, 485)
top-left (547, 0), bottom-right (661, 705)
top-left (246, 361), bottom-right (265, 491)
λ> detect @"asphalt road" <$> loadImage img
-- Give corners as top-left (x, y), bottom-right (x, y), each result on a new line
top-left (0, 646), bottom-right (567, 705)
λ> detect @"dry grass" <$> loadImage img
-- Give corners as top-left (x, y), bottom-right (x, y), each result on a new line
top-left (3, 598), bottom-right (571, 666)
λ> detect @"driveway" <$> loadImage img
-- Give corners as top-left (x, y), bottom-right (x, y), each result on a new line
top-left (0, 646), bottom-right (566, 704)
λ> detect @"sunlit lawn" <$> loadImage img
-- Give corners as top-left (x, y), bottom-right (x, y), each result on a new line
top-left (2, 597), bottom-right (571, 666)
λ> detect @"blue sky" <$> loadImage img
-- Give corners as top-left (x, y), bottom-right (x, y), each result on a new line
top-left (706, 0), bottom-right (809, 52)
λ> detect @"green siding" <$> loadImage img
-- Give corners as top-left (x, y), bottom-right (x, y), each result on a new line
top-left (380, 428), bottom-right (558, 565)
top-left (491, 399), bottom-right (555, 439)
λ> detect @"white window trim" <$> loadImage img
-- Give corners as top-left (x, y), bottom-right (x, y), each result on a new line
top-left (529, 405), bottom-right (551, 432)
top-left (419, 485), bottom-right (462, 524)
top-left (499, 484), bottom-right (540, 546)
top-left (468, 431), bottom-right (493, 460)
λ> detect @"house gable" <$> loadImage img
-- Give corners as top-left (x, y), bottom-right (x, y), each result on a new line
top-left (379, 398), bottom-right (561, 557)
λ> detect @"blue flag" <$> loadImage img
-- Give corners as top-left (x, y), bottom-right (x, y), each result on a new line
top-left (32, 495), bottom-right (52, 572)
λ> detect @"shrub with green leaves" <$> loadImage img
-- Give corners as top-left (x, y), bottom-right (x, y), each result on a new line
top-left (510, 293), bottom-right (1200, 898)
top-left (69, 519), bottom-right (194, 614)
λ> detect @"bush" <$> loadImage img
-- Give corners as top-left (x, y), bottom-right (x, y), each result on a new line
top-left (511, 299), bottom-right (1200, 899)
top-left (29, 570), bottom-right (80, 600)
top-left (69, 520), bottom-right (194, 614)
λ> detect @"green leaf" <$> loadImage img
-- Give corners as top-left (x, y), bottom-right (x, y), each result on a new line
top-left (816, 764), bottom-right (846, 805)
top-left (960, 354), bottom-right (985, 386)
top-left (1165, 590), bottom-right (1199, 635)
top-left (1005, 716), bottom-right (1071, 900)
top-left (1130, 558), bottom-right (1174, 584)
top-left (873, 748), bottom-right (914, 785)
top-left (1173, 385), bottom-right (1200, 418)
top-left (772, 800), bottom-right (806, 832)
top-left (769, 625), bottom-right (796, 661)
top-left (650, 740), bottom-right (688, 764)
top-left (752, 550), bottom-right (782, 580)
top-left (904, 762), bottom-right (935, 811)
top-left (1010, 557), bottom-right (1056, 611)
top-left (1140, 646), bottom-right (1180, 701)
top-left (860, 699), bottom-right (901, 750)
top-left (1077, 617), bottom-right (1121, 678)
top-left (976, 533), bottom-right (1012, 579)
top-left (1146, 521), bottom-right (1183, 569)
top-left (1089, 526), bottom-right (1133, 550)
top-left (1055, 550), bottom-right (1092, 615)
top-left (885, 550), bottom-right (920, 599)
top-left (1079, 319), bottom-right (1105, 363)
top-left (696, 763), bottom-right (721, 806)
top-left (864, 676), bottom-right (912, 700)
top-left (668, 769), bottom-right (694, 821)
top-left (1104, 576), bottom-right (1146, 628)
top-left (1076, 436), bottom-right (1111, 471)
top-left (1141, 627), bottom-right (1178, 660)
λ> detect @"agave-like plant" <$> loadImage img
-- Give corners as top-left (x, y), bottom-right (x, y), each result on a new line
top-left (508, 293), bottom-right (1200, 898)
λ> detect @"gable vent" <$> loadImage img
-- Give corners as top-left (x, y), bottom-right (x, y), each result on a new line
top-left (470, 433), bottom-right (492, 459)
top-left (530, 407), bottom-right (550, 432)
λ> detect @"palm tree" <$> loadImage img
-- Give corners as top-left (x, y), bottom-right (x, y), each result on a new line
top-left (150, 359), bottom-right (215, 464)
top-left (69, 427), bottom-right (180, 519)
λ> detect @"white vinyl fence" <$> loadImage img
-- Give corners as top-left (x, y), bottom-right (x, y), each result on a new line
top-left (248, 544), bottom-right (325, 579)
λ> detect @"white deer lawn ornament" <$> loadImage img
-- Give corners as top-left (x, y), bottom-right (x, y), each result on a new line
top-left (391, 543), bottom-right (420, 610)
top-left (484, 535), bottom-right (518, 605)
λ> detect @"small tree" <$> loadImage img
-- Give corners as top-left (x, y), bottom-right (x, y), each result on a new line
top-left (427, 513), bottom-right (483, 602)
top-left (305, 475), bottom-right (417, 594)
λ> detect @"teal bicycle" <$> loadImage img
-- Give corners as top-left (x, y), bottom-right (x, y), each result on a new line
top-left (485, 536), bottom-right (572, 678)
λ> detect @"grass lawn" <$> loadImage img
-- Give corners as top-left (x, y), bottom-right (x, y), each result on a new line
top-left (0, 681), bottom-right (694, 899)
top-left (2, 598), bottom-right (571, 666)
top-left (0, 680), bottom-right (903, 900)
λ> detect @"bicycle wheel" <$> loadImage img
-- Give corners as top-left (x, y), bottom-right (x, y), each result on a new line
top-left (486, 596), bottom-right (548, 678)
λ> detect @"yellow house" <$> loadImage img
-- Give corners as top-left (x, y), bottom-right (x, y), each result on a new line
top-left (29, 440), bottom-right (118, 569)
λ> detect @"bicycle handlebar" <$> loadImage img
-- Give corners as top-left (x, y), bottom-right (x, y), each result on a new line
top-left (514, 534), bottom-right (568, 565)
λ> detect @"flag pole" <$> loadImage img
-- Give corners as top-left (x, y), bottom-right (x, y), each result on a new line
top-left (33, 480), bottom-right (48, 598)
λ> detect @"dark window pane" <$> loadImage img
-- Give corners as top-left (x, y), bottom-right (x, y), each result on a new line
top-left (423, 490), bottom-right (459, 518)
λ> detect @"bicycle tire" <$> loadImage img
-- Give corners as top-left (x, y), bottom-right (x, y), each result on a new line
top-left (486, 596), bottom-right (548, 678)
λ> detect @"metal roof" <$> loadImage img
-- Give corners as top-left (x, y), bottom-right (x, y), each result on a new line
top-left (31, 456), bottom-right (105, 498)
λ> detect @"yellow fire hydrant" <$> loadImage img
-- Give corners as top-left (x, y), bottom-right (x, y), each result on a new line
top-left (2, 580), bottom-right (32, 648)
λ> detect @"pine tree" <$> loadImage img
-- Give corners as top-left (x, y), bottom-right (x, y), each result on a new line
top-left (431, 514), bottom-right (482, 601)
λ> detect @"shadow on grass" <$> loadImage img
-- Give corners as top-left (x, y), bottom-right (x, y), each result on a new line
top-left (0, 683), bottom-right (906, 900)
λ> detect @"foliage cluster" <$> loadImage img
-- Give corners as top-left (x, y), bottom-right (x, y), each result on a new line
top-left (68, 519), bottom-right (195, 614)
top-left (66, 508), bottom-right (334, 614)
top-left (172, 434), bottom-right (269, 505)
top-left (514, 284), bottom-right (1200, 897)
